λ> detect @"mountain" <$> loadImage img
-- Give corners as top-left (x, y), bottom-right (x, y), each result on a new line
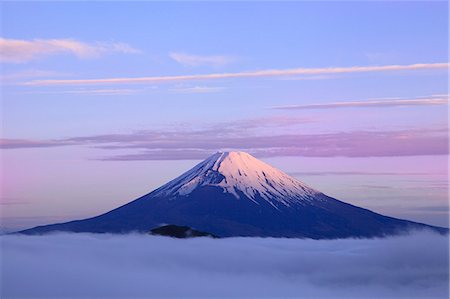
top-left (19, 151), bottom-right (448, 238)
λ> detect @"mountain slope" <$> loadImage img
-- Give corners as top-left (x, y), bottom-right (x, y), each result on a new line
top-left (20, 151), bottom-right (448, 238)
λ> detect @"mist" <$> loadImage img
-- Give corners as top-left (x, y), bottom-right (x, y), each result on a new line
top-left (1, 231), bottom-right (448, 299)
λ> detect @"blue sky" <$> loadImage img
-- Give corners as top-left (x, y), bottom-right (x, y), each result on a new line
top-left (0, 1), bottom-right (448, 231)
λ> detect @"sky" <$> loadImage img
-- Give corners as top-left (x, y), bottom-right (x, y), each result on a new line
top-left (0, 1), bottom-right (448, 231)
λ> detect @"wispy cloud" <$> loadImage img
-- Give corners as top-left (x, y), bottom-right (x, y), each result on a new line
top-left (409, 206), bottom-right (450, 213)
top-left (0, 200), bottom-right (30, 206)
top-left (169, 52), bottom-right (235, 67)
top-left (288, 171), bottom-right (436, 177)
top-left (358, 184), bottom-right (394, 190)
top-left (0, 37), bottom-right (141, 63)
top-left (0, 138), bottom-right (73, 149)
top-left (0, 116), bottom-right (311, 150)
top-left (1, 124), bottom-right (447, 160)
top-left (278, 75), bottom-right (335, 81)
top-left (98, 128), bottom-right (448, 160)
top-left (271, 95), bottom-right (449, 110)
top-left (169, 86), bottom-right (225, 94)
top-left (36, 88), bottom-right (143, 96)
top-left (24, 62), bottom-right (448, 86)
top-left (224, 116), bottom-right (315, 130)
top-left (17, 86), bottom-right (159, 96)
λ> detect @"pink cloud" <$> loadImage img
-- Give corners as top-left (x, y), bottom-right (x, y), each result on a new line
top-left (1, 127), bottom-right (447, 160)
top-left (24, 62), bottom-right (448, 86)
top-left (271, 95), bottom-right (449, 110)
top-left (0, 37), bottom-right (140, 63)
top-left (270, 95), bottom-right (449, 110)
top-left (0, 138), bottom-right (72, 149)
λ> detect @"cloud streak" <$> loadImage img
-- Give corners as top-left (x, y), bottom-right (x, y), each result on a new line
top-left (169, 52), bottom-right (235, 67)
top-left (271, 95), bottom-right (449, 110)
top-left (288, 171), bottom-right (436, 177)
top-left (0, 138), bottom-right (74, 149)
top-left (98, 129), bottom-right (448, 160)
top-left (37, 88), bottom-right (143, 96)
top-left (1, 125), bottom-right (447, 160)
top-left (24, 62), bottom-right (448, 86)
top-left (1, 232), bottom-right (448, 299)
top-left (169, 86), bottom-right (225, 94)
top-left (0, 37), bottom-right (140, 63)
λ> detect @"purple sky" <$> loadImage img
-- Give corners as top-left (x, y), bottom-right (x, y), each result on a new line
top-left (0, 2), bottom-right (448, 231)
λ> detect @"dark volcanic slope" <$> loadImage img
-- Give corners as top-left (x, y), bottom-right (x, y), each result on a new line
top-left (150, 225), bottom-right (218, 238)
top-left (20, 152), bottom-right (448, 238)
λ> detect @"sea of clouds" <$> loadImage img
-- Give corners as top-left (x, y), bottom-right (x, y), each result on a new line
top-left (1, 231), bottom-right (448, 299)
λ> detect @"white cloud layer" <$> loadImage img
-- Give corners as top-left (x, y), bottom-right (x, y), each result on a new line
top-left (1, 231), bottom-right (448, 298)
top-left (24, 62), bottom-right (448, 86)
top-left (169, 52), bottom-right (235, 67)
top-left (0, 37), bottom-right (140, 63)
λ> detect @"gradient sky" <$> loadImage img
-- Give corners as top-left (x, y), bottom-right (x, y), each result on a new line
top-left (0, 1), bottom-right (448, 231)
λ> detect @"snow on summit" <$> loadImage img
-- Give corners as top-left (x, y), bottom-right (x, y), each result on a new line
top-left (154, 151), bottom-right (321, 206)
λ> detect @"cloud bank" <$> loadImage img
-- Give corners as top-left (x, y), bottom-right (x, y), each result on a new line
top-left (0, 37), bottom-right (140, 63)
top-left (0, 126), bottom-right (447, 160)
top-left (24, 62), bottom-right (448, 86)
top-left (1, 231), bottom-right (448, 298)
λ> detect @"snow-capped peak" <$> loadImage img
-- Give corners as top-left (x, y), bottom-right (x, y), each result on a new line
top-left (153, 151), bottom-right (321, 207)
